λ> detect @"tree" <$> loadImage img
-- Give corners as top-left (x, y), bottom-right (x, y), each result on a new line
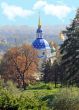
top-left (0, 45), bottom-right (39, 89)
top-left (42, 41), bottom-right (61, 87)
top-left (42, 59), bottom-right (52, 83)
top-left (60, 8), bottom-right (79, 86)
top-left (52, 61), bottom-right (60, 88)
top-left (42, 59), bottom-right (60, 88)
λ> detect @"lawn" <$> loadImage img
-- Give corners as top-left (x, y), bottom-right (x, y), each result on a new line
top-left (0, 81), bottom-right (79, 110)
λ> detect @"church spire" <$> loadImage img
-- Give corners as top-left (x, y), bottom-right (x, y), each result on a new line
top-left (38, 13), bottom-right (41, 28)
top-left (36, 13), bottom-right (43, 38)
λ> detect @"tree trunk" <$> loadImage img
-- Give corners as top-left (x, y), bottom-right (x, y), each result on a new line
top-left (54, 72), bottom-right (57, 88)
top-left (22, 73), bottom-right (26, 90)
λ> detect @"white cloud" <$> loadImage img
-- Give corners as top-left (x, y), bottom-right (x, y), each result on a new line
top-left (1, 2), bottom-right (33, 20)
top-left (33, 1), bottom-right (47, 10)
top-left (33, 1), bottom-right (72, 20)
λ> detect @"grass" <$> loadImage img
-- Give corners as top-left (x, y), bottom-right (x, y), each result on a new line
top-left (22, 82), bottom-right (59, 102)
top-left (0, 81), bottom-right (79, 110)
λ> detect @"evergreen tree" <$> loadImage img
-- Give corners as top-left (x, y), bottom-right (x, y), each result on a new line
top-left (42, 59), bottom-right (51, 83)
top-left (60, 8), bottom-right (79, 86)
top-left (42, 60), bottom-right (60, 87)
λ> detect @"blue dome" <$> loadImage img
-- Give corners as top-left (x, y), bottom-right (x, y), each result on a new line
top-left (32, 38), bottom-right (51, 50)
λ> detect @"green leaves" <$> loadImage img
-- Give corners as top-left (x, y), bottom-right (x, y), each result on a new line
top-left (60, 8), bottom-right (79, 86)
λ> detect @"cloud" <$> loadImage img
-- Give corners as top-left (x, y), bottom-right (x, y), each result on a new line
top-left (33, 1), bottom-right (72, 20)
top-left (1, 2), bottom-right (33, 20)
top-left (33, 1), bottom-right (46, 10)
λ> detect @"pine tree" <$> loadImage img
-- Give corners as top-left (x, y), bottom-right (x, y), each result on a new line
top-left (42, 60), bottom-right (60, 87)
top-left (60, 8), bottom-right (79, 86)
top-left (42, 60), bottom-right (52, 83)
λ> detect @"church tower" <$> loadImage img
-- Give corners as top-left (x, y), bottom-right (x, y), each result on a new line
top-left (32, 15), bottom-right (51, 60)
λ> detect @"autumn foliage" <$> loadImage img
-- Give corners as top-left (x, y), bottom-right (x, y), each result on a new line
top-left (0, 45), bottom-right (39, 89)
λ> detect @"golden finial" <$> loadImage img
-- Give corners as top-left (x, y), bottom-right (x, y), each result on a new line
top-left (38, 12), bottom-right (42, 28)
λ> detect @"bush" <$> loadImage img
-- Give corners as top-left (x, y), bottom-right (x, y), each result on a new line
top-left (0, 81), bottom-right (79, 110)
top-left (0, 81), bottom-right (49, 110)
top-left (52, 88), bottom-right (79, 110)
top-left (0, 90), bottom-right (19, 110)
top-left (18, 95), bottom-right (48, 110)
top-left (46, 83), bottom-right (54, 90)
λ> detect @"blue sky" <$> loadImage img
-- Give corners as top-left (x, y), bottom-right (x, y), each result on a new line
top-left (0, 0), bottom-right (78, 26)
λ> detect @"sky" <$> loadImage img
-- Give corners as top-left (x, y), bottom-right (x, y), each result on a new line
top-left (0, 0), bottom-right (79, 26)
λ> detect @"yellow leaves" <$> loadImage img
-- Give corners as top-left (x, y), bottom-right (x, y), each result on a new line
top-left (59, 32), bottom-right (65, 41)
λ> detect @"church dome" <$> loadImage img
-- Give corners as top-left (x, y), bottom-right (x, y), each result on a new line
top-left (32, 38), bottom-right (50, 50)
top-left (32, 15), bottom-right (52, 59)
top-left (32, 15), bottom-right (50, 50)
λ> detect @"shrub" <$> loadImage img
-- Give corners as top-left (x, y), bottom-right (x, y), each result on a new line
top-left (0, 89), bottom-right (19, 110)
top-left (52, 88), bottom-right (79, 110)
top-left (18, 95), bottom-right (39, 110)
top-left (0, 81), bottom-right (49, 110)
top-left (46, 83), bottom-right (54, 90)
top-left (0, 81), bottom-right (79, 110)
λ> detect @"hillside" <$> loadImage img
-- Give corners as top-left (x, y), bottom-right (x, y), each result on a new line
top-left (0, 25), bottom-right (65, 43)
top-left (0, 25), bottom-right (65, 53)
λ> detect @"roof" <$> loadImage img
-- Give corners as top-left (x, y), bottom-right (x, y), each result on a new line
top-left (32, 38), bottom-right (51, 50)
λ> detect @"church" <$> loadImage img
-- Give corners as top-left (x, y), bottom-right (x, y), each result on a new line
top-left (32, 16), bottom-right (54, 61)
